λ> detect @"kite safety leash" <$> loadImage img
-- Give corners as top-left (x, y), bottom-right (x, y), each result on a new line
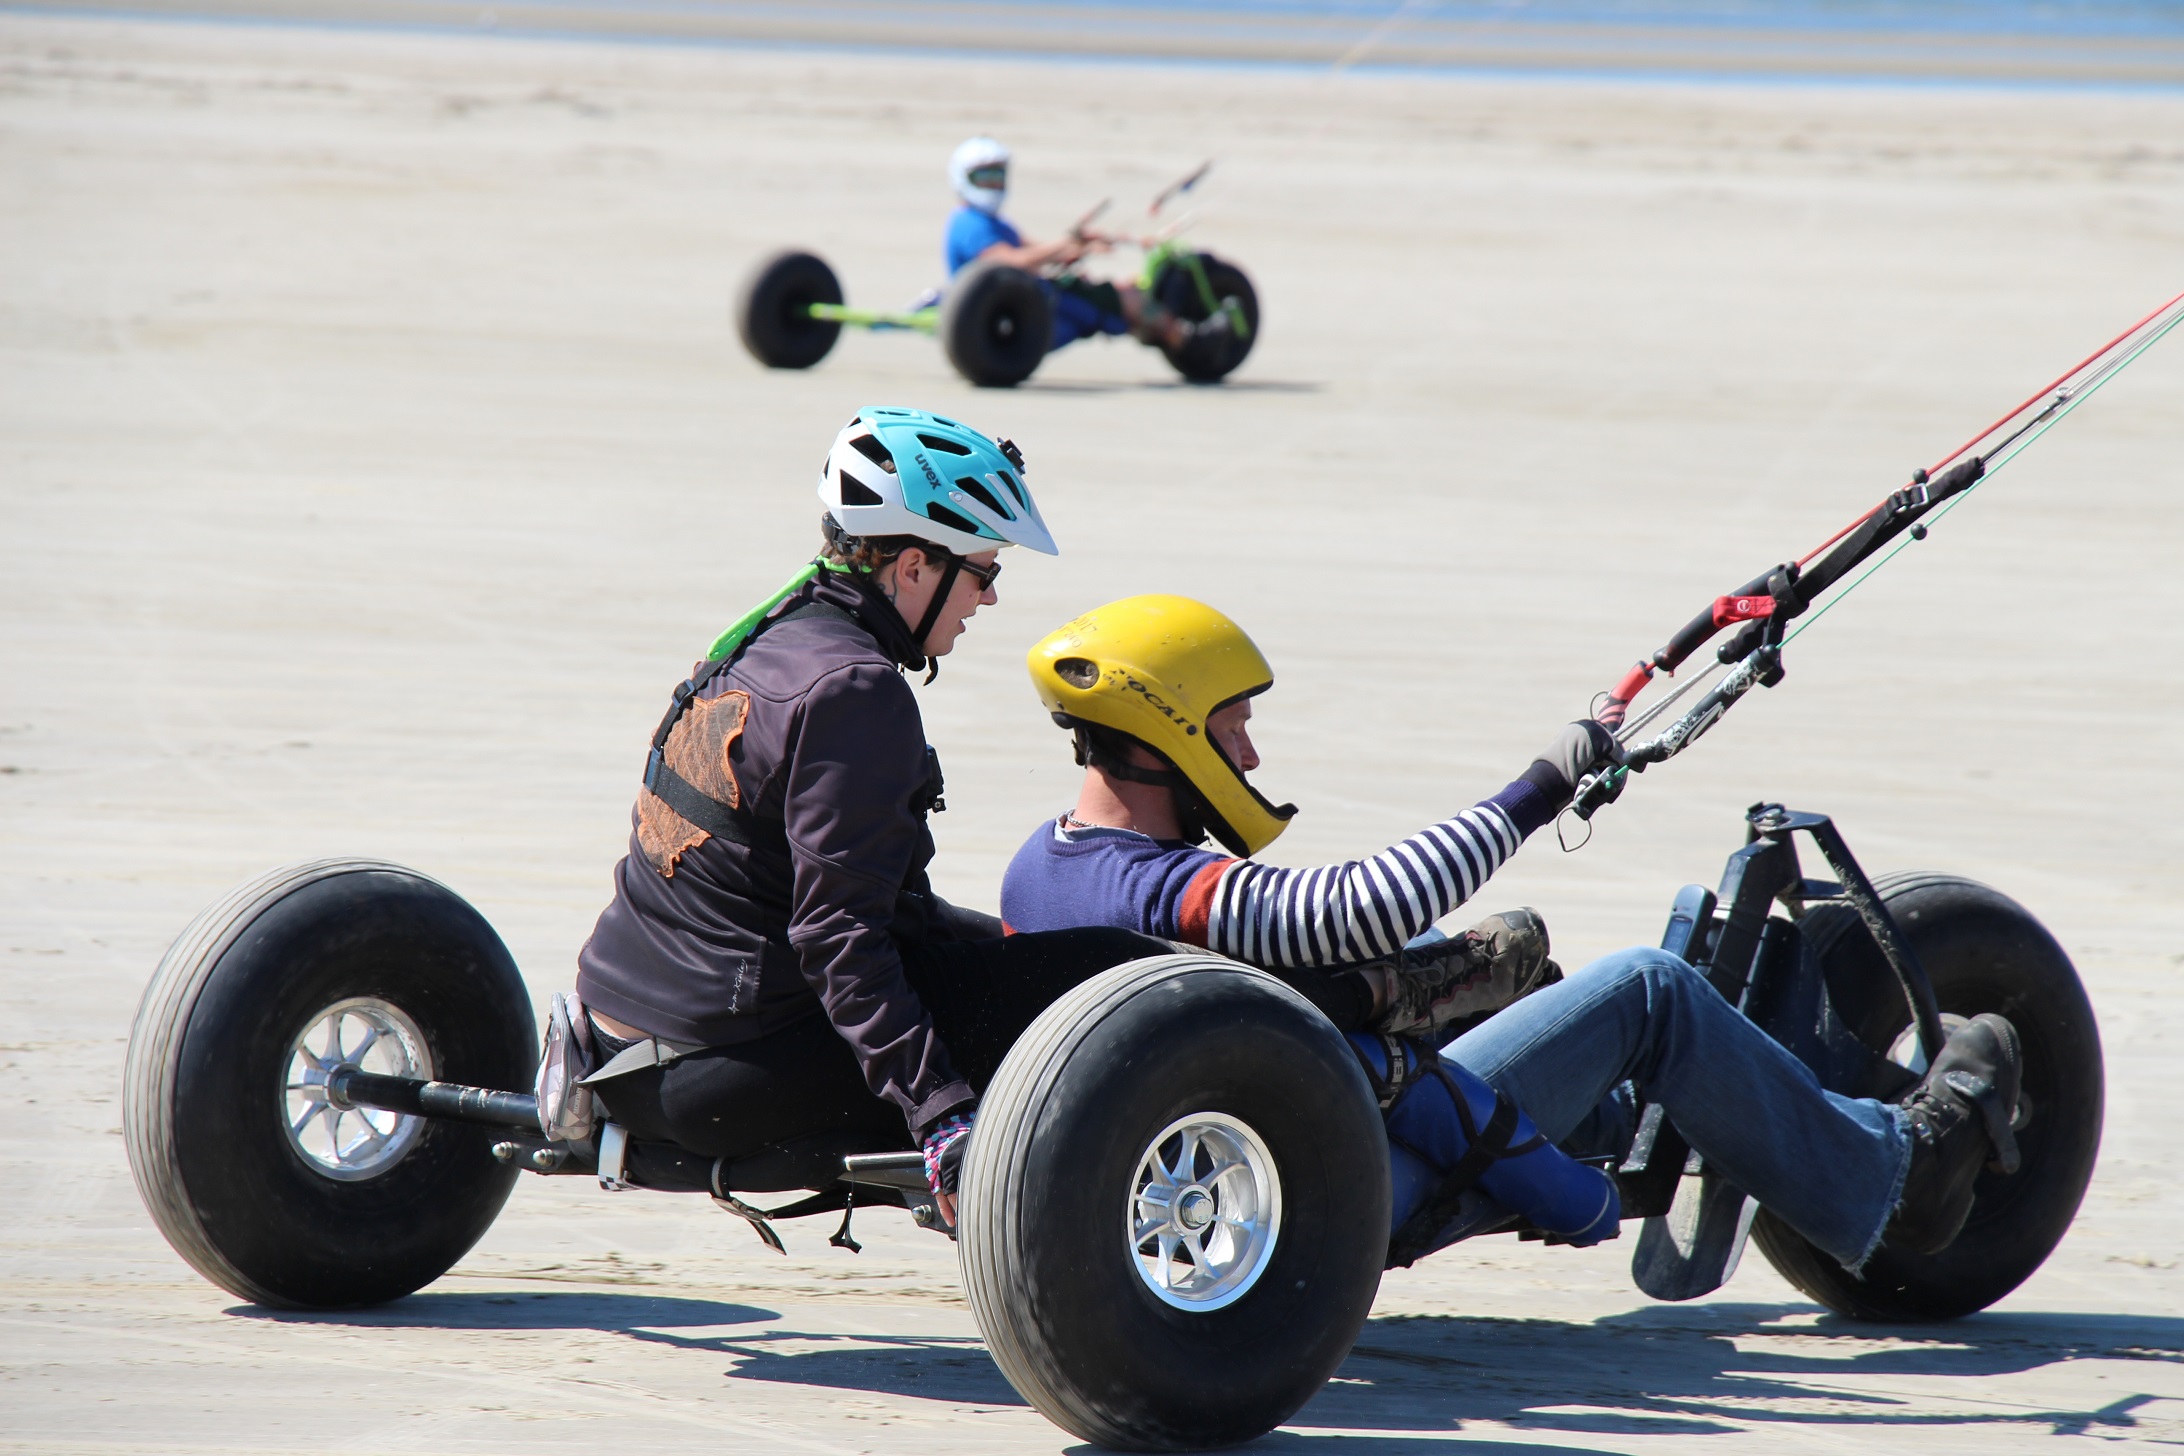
top-left (1565, 287), bottom-right (2184, 831)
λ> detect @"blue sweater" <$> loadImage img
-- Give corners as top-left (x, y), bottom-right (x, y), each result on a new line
top-left (1001, 776), bottom-right (1554, 962)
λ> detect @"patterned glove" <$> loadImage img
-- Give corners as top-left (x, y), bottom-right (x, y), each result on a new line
top-left (921, 1112), bottom-right (975, 1198)
top-left (1372, 909), bottom-right (1561, 1041)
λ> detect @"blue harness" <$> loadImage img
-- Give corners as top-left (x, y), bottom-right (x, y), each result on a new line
top-left (1350, 1034), bottom-right (1620, 1266)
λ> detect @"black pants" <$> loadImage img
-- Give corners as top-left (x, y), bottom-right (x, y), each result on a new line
top-left (591, 927), bottom-right (1169, 1163)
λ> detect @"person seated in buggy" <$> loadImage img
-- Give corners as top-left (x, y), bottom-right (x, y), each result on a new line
top-left (943, 135), bottom-right (1230, 358)
top-left (569, 411), bottom-right (1407, 1225)
top-left (999, 594), bottom-right (2029, 1268)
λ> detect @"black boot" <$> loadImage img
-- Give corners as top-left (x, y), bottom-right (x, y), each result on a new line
top-left (1177, 302), bottom-right (1237, 353)
top-left (1886, 1013), bottom-right (2024, 1255)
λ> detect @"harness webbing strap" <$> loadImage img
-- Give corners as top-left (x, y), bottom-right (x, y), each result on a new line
top-left (644, 757), bottom-right (757, 847)
top-left (641, 600), bottom-right (857, 843)
top-left (1384, 1062), bottom-right (1545, 1270)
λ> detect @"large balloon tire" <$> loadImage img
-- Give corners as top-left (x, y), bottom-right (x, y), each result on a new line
top-left (1752, 873), bottom-right (2103, 1321)
top-left (124, 860), bottom-right (536, 1310)
top-left (960, 954), bottom-right (1389, 1452)
top-left (940, 261), bottom-right (1053, 388)
top-left (1154, 254), bottom-right (1260, 383)
top-left (735, 249), bottom-right (844, 370)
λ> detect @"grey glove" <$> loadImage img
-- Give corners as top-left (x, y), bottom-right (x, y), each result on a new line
top-left (1524, 720), bottom-right (1623, 801)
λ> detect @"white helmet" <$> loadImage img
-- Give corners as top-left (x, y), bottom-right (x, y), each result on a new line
top-left (817, 406), bottom-right (1057, 558)
top-left (949, 136), bottom-right (1010, 215)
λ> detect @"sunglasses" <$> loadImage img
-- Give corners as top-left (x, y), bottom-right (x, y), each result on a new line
top-left (955, 555), bottom-right (1004, 591)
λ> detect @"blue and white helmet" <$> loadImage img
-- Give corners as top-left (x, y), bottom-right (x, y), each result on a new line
top-left (949, 136), bottom-right (1009, 215)
top-left (819, 406), bottom-right (1058, 557)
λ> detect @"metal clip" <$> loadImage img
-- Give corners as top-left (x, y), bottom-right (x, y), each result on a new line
top-left (596, 1123), bottom-right (632, 1191)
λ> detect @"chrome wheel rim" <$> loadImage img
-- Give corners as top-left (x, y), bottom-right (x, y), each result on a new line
top-left (282, 998), bottom-right (433, 1180)
top-left (1128, 1112), bottom-right (1281, 1311)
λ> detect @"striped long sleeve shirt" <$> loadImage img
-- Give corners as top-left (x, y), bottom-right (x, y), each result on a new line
top-left (999, 771), bottom-right (1562, 969)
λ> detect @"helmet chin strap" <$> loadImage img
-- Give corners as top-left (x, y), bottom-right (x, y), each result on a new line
top-left (909, 553), bottom-right (965, 684)
top-left (1085, 749), bottom-right (1185, 791)
top-left (1076, 731), bottom-right (1209, 845)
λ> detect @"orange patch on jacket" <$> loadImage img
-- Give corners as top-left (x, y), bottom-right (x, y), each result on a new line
top-left (637, 688), bottom-right (750, 877)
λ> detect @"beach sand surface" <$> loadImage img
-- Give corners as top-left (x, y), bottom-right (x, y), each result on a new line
top-left (3, 14), bottom-right (2182, 1452)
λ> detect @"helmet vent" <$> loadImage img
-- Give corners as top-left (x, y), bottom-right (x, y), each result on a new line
top-left (849, 434), bottom-right (897, 474)
top-left (995, 469), bottom-right (1026, 507)
top-left (1055, 657), bottom-right (1099, 689)
top-left (954, 476), bottom-right (1014, 520)
top-left (924, 501), bottom-right (982, 536)
top-left (838, 470), bottom-right (884, 507)
top-left (918, 433), bottom-right (972, 455)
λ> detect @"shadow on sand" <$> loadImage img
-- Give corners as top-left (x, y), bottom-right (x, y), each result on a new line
top-left (1271, 1302), bottom-right (2184, 1450)
top-left (1022, 377), bottom-right (1323, 395)
top-left (229, 1289), bottom-right (777, 1333)
top-left (231, 1291), bottom-right (2184, 1450)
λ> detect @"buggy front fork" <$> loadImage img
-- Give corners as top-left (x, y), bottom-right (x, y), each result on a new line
top-left (1617, 801), bottom-right (1942, 1220)
top-left (1139, 242), bottom-right (1251, 339)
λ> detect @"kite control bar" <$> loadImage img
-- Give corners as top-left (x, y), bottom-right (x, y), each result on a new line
top-left (1067, 198), bottom-right (1113, 243)
top-left (1150, 160), bottom-right (1212, 217)
top-left (1570, 287), bottom-right (2184, 821)
top-left (1571, 453), bottom-right (1986, 818)
top-left (1069, 162), bottom-right (1217, 252)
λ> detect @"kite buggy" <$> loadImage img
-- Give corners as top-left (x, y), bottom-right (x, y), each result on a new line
top-left (736, 155), bottom-right (1258, 388)
top-left (121, 293), bottom-right (2176, 1450)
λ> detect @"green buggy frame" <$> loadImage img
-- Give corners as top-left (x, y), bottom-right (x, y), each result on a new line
top-left (735, 236), bottom-right (1258, 388)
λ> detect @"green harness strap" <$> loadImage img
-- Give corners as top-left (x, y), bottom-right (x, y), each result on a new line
top-left (704, 561), bottom-right (860, 661)
top-left (647, 560), bottom-right (862, 851)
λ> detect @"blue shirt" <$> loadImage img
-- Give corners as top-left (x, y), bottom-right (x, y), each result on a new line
top-left (946, 205), bottom-right (1020, 276)
top-left (1002, 819), bottom-right (1228, 940)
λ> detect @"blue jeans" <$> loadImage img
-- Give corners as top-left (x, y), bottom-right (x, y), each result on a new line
top-left (1045, 278), bottom-right (1132, 350)
top-left (1447, 946), bottom-right (1910, 1268)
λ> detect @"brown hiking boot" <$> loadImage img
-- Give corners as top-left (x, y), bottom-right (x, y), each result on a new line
top-left (1371, 908), bottom-right (1560, 1041)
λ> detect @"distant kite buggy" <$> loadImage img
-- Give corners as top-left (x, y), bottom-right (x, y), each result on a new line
top-left (736, 141), bottom-right (1258, 387)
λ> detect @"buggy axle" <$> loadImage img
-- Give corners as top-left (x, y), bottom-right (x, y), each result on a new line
top-left (325, 1066), bottom-right (541, 1132)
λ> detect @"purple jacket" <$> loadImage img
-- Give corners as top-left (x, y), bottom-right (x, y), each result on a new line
top-left (576, 569), bottom-right (974, 1133)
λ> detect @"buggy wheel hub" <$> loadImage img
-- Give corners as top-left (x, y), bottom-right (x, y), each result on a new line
top-left (282, 997), bottom-right (434, 1181)
top-left (1127, 1112), bottom-right (1282, 1311)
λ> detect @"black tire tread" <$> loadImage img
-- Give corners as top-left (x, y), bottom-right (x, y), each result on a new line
top-left (962, 954), bottom-right (1216, 1436)
top-left (1155, 255), bottom-right (1259, 383)
top-left (939, 261), bottom-right (1052, 388)
top-left (1750, 872), bottom-right (2102, 1321)
top-left (734, 249), bottom-right (843, 370)
top-left (123, 858), bottom-right (430, 1307)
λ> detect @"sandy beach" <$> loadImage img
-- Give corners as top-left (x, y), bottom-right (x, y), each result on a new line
top-left (3, 10), bottom-right (2182, 1451)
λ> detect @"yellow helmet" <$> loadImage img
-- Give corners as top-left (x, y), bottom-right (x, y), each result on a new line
top-left (1028, 594), bottom-right (1296, 856)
